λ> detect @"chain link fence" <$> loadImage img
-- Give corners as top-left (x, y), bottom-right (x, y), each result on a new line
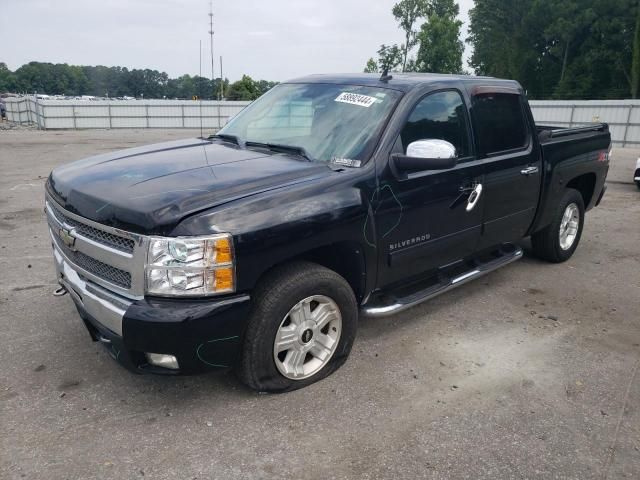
top-left (530, 100), bottom-right (640, 148)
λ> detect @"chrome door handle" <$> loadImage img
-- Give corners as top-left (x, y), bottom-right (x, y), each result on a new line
top-left (466, 183), bottom-right (483, 212)
top-left (521, 166), bottom-right (539, 176)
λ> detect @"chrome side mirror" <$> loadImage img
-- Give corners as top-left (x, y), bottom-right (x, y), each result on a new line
top-left (392, 139), bottom-right (458, 173)
top-left (407, 139), bottom-right (457, 160)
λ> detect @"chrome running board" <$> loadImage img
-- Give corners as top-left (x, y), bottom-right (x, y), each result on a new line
top-left (361, 245), bottom-right (523, 318)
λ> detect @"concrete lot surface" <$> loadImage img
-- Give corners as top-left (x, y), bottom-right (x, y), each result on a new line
top-left (1, 129), bottom-right (639, 479)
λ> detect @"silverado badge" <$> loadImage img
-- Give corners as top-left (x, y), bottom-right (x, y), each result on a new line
top-left (58, 227), bottom-right (76, 250)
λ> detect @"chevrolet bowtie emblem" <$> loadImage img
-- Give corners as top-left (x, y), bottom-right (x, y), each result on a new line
top-left (58, 227), bottom-right (76, 250)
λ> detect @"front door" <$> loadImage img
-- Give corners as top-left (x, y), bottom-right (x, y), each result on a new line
top-left (375, 89), bottom-right (484, 289)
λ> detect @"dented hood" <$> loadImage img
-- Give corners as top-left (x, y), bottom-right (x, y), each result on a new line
top-left (47, 138), bottom-right (331, 234)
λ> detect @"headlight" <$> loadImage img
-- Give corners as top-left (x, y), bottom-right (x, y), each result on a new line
top-left (145, 234), bottom-right (235, 296)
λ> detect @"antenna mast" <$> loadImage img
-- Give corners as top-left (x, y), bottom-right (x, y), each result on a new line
top-left (208, 1), bottom-right (216, 99)
top-left (219, 56), bottom-right (224, 99)
top-left (199, 40), bottom-right (204, 139)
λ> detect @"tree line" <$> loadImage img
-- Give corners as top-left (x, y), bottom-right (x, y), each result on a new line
top-left (365, 0), bottom-right (464, 75)
top-left (365, 0), bottom-right (640, 99)
top-left (0, 62), bottom-right (277, 100)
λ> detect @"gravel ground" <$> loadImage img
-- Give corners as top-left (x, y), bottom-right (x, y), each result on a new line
top-left (1, 129), bottom-right (639, 480)
top-left (0, 120), bottom-right (37, 131)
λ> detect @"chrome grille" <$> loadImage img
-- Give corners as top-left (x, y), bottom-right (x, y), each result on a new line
top-left (67, 248), bottom-right (131, 289)
top-left (47, 221), bottom-right (133, 289)
top-left (48, 201), bottom-right (135, 253)
top-left (46, 196), bottom-right (146, 298)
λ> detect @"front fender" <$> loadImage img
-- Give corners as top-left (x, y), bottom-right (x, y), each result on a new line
top-left (172, 175), bottom-right (377, 295)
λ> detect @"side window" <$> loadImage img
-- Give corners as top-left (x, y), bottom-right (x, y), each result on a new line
top-left (472, 93), bottom-right (528, 155)
top-left (400, 90), bottom-right (470, 158)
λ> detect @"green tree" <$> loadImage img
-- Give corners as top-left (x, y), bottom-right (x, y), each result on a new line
top-left (213, 78), bottom-right (229, 99)
top-left (631, 3), bottom-right (640, 98)
top-left (364, 0), bottom-right (463, 75)
top-left (468, 0), bottom-right (637, 99)
top-left (405, 58), bottom-right (418, 72)
top-left (227, 75), bottom-right (261, 100)
top-left (542, 2), bottom-right (596, 84)
top-left (12, 62), bottom-right (86, 94)
top-left (165, 75), bottom-right (224, 99)
top-left (376, 44), bottom-right (404, 73)
top-left (255, 80), bottom-right (278, 97)
top-left (560, 1), bottom-right (634, 98)
top-left (0, 62), bottom-right (17, 92)
top-left (364, 58), bottom-right (379, 73)
top-left (168, 74), bottom-right (196, 99)
top-left (415, 0), bottom-right (464, 73)
top-left (14, 62), bottom-right (51, 93)
top-left (468, 0), bottom-right (532, 79)
top-left (392, 0), bottom-right (430, 72)
top-left (0, 62), bottom-right (275, 100)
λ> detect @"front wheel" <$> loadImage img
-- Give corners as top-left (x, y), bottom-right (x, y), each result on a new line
top-left (237, 262), bottom-right (357, 393)
top-left (531, 188), bottom-right (585, 263)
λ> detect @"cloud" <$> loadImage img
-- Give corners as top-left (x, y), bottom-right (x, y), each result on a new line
top-left (1, 0), bottom-right (475, 81)
top-left (246, 31), bottom-right (274, 37)
top-left (299, 18), bottom-right (326, 28)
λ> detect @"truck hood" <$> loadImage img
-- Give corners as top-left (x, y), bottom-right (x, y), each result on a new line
top-left (47, 138), bottom-right (332, 235)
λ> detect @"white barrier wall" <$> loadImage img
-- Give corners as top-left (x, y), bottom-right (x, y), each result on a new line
top-left (529, 100), bottom-right (640, 148)
top-left (5, 97), bottom-right (640, 147)
top-left (5, 98), bottom-right (250, 130)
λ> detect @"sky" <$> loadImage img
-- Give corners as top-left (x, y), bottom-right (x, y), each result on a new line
top-left (1, 0), bottom-right (475, 82)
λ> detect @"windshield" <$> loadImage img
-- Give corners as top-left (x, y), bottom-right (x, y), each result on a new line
top-left (217, 83), bottom-right (402, 164)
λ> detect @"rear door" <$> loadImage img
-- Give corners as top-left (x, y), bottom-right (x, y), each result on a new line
top-left (469, 88), bottom-right (542, 248)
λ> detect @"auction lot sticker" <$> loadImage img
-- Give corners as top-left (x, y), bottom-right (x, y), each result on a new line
top-left (335, 92), bottom-right (377, 107)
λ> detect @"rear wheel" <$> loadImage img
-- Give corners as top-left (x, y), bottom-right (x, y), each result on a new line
top-left (531, 188), bottom-right (585, 263)
top-left (237, 262), bottom-right (357, 393)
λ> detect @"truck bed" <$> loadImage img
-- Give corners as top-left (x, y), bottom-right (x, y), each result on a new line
top-left (536, 123), bottom-right (610, 164)
top-left (536, 123), bottom-right (609, 144)
top-left (536, 122), bottom-right (610, 171)
top-left (529, 122), bottom-right (611, 235)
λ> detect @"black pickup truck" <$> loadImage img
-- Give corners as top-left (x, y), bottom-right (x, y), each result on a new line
top-left (46, 73), bottom-right (610, 392)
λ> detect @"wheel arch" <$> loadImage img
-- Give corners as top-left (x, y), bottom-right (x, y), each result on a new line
top-left (566, 172), bottom-right (597, 209)
top-left (252, 241), bottom-right (368, 303)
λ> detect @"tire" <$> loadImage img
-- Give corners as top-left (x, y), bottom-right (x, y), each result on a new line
top-left (531, 188), bottom-right (585, 263)
top-left (236, 261), bottom-right (358, 393)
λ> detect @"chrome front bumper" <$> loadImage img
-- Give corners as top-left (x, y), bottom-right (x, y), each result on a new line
top-left (52, 237), bottom-right (131, 336)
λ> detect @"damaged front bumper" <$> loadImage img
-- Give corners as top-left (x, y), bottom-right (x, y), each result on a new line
top-left (51, 237), bottom-right (251, 375)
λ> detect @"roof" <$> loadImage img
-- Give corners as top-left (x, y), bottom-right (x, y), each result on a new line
top-left (286, 73), bottom-right (521, 93)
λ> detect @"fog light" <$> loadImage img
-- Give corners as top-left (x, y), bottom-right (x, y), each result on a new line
top-left (145, 353), bottom-right (179, 370)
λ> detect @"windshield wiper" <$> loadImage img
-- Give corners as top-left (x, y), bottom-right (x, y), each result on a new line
top-left (209, 133), bottom-right (241, 146)
top-left (245, 141), bottom-right (314, 162)
top-left (212, 135), bottom-right (314, 162)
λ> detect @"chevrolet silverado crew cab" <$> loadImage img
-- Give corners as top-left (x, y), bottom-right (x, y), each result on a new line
top-left (46, 73), bottom-right (611, 392)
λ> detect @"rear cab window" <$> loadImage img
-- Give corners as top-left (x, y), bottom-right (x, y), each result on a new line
top-left (471, 92), bottom-right (529, 156)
